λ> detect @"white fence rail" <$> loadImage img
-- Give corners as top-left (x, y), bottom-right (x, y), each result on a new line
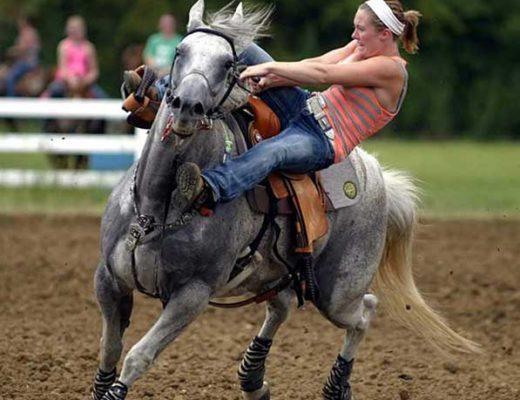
top-left (0, 98), bottom-right (146, 188)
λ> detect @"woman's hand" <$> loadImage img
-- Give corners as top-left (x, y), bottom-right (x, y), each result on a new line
top-left (340, 45), bottom-right (365, 64)
top-left (245, 73), bottom-right (299, 94)
top-left (239, 62), bottom-right (274, 82)
top-left (245, 73), bottom-right (276, 93)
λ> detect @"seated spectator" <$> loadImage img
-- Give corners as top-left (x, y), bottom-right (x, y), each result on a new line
top-left (4, 16), bottom-right (40, 97)
top-left (143, 13), bottom-right (183, 76)
top-left (42, 15), bottom-right (106, 98)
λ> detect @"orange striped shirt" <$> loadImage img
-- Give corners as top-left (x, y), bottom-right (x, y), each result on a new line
top-left (320, 58), bottom-right (408, 163)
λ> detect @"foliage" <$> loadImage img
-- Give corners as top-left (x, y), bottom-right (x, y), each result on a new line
top-left (0, 0), bottom-right (519, 137)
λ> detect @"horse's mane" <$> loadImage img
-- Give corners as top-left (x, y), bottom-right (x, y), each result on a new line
top-left (205, 3), bottom-right (273, 49)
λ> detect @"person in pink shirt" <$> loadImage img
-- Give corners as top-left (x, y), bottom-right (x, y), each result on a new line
top-left (43, 15), bottom-right (106, 98)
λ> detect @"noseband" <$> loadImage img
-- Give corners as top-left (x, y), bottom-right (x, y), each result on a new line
top-left (166, 28), bottom-right (246, 121)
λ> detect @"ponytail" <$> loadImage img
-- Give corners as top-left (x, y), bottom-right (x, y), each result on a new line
top-left (360, 1), bottom-right (422, 55)
top-left (402, 10), bottom-right (422, 54)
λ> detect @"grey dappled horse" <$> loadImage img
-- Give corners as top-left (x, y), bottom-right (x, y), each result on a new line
top-left (91, 2), bottom-right (478, 399)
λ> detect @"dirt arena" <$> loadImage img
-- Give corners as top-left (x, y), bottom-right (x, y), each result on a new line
top-left (0, 215), bottom-right (518, 399)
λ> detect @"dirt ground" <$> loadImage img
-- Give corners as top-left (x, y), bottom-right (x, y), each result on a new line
top-left (0, 215), bottom-right (518, 400)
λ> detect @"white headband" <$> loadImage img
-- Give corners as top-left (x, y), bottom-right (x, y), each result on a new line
top-left (365, 0), bottom-right (405, 36)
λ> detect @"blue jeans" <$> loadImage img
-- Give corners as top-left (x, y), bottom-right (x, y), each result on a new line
top-left (6, 60), bottom-right (38, 97)
top-left (158, 43), bottom-right (335, 203)
top-left (204, 44), bottom-right (335, 203)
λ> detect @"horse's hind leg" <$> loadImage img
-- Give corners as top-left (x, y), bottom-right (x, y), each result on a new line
top-left (101, 280), bottom-right (211, 399)
top-left (239, 288), bottom-right (292, 400)
top-left (91, 264), bottom-right (133, 400)
top-left (323, 294), bottom-right (378, 400)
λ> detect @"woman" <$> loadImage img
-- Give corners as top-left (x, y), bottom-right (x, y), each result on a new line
top-left (177, 0), bottom-right (421, 214)
top-left (42, 15), bottom-right (106, 98)
top-left (4, 16), bottom-right (40, 97)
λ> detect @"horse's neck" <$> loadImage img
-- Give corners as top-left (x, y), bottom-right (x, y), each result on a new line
top-left (135, 103), bottom-right (178, 218)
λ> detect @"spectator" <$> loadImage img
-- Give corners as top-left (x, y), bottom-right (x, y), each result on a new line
top-left (143, 13), bottom-right (183, 76)
top-left (42, 15), bottom-right (106, 98)
top-left (4, 16), bottom-right (40, 97)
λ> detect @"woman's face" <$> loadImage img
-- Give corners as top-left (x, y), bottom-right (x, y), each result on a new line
top-left (66, 20), bottom-right (86, 41)
top-left (351, 9), bottom-right (387, 58)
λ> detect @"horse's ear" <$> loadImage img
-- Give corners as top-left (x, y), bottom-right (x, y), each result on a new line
top-left (230, 2), bottom-right (244, 24)
top-left (187, 0), bottom-right (205, 32)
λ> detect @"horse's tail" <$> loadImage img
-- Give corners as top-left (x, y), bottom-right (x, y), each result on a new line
top-left (373, 169), bottom-right (480, 354)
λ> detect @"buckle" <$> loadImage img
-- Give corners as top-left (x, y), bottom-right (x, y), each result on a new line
top-left (125, 215), bottom-right (156, 251)
top-left (324, 128), bottom-right (335, 141)
top-left (317, 116), bottom-right (331, 130)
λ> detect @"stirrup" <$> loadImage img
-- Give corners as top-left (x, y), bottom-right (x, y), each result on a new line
top-left (121, 65), bottom-right (160, 129)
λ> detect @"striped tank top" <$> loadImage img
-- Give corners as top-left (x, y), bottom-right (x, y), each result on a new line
top-left (320, 57), bottom-right (408, 163)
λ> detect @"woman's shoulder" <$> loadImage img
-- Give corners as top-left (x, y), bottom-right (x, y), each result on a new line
top-left (58, 38), bottom-right (70, 51)
top-left (364, 55), bottom-right (407, 77)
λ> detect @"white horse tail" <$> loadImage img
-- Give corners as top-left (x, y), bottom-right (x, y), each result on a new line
top-left (373, 169), bottom-right (480, 354)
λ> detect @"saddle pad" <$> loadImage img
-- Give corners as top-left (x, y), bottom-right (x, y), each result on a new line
top-left (320, 156), bottom-right (361, 210)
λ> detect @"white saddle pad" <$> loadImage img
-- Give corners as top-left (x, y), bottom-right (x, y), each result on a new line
top-left (320, 156), bottom-right (361, 210)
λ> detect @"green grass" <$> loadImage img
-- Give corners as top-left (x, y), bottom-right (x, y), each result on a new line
top-left (0, 139), bottom-right (519, 216)
top-left (362, 140), bottom-right (520, 217)
top-left (0, 153), bottom-right (51, 170)
top-left (0, 187), bottom-right (110, 214)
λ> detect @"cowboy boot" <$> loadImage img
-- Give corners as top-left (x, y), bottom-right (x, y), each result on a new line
top-left (174, 162), bottom-right (216, 216)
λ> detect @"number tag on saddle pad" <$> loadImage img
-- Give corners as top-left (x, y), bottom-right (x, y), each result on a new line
top-left (320, 156), bottom-right (361, 210)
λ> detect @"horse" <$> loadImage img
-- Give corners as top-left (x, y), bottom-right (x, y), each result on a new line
top-left (91, 2), bottom-right (478, 399)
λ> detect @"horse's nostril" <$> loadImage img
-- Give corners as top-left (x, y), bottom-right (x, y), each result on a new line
top-left (193, 103), bottom-right (205, 116)
top-left (171, 96), bottom-right (181, 109)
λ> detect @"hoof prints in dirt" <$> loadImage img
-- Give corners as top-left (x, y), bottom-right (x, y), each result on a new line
top-left (0, 216), bottom-right (519, 399)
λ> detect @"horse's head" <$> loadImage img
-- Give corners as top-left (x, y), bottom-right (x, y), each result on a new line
top-left (166, 0), bottom-right (270, 136)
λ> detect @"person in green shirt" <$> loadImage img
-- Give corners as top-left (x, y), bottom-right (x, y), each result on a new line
top-left (143, 14), bottom-right (183, 76)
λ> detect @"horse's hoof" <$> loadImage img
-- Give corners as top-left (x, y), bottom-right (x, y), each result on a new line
top-left (100, 380), bottom-right (128, 400)
top-left (242, 382), bottom-right (270, 400)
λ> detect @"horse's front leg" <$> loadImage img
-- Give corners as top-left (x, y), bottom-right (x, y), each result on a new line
top-left (101, 280), bottom-right (211, 399)
top-left (91, 263), bottom-right (133, 400)
top-left (238, 288), bottom-right (292, 400)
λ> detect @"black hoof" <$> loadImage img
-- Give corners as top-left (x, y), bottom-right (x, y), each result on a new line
top-left (100, 380), bottom-right (128, 400)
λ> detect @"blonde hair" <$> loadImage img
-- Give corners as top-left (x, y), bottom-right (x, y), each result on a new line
top-left (360, 0), bottom-right (422, 54)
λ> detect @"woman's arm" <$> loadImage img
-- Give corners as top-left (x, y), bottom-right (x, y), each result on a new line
top-left (84, 43), bottom-right (99, 86)
top-left (301, 40), bottom-right (357, 64)
top-left (57, 41), bottom-right (69, 79)
top-left (241, 56), bottom-right (401, 88)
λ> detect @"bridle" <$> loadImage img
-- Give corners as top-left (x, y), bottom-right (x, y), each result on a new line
top-left (165, 27), bottom-right (249, 123)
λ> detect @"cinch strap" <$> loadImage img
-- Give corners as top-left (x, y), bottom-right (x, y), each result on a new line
top-left (365, 0), bottom-right (405, 36)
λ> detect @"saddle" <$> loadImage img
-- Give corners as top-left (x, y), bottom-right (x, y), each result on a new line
top-left (236, 96), bottom-right (328, 254)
